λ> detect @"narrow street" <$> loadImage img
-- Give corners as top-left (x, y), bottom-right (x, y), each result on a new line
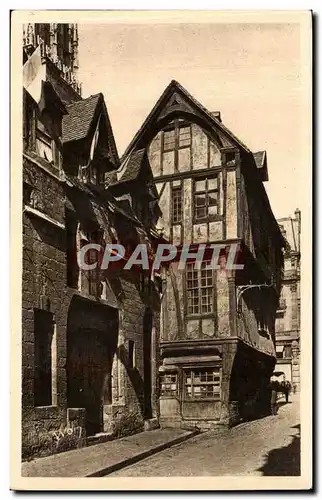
top-left (109, 397), bottom-right (300, 477)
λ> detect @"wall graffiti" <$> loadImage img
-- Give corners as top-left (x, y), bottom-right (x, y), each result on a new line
top-left (50, 423), bottom-right (83, 447)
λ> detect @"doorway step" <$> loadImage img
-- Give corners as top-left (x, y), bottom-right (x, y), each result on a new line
top-left (86, 432), bottom-right (114, 447)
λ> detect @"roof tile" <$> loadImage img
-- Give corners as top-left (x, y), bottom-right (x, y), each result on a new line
top-left (117, 149), bottom-right (145, 183)
top-left (62, 93), bottom-right (101, 144)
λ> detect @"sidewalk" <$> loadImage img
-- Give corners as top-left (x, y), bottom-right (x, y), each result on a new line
top-left (22, 427), bottom-right (198, 477)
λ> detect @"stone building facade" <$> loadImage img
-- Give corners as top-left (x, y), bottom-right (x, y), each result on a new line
top-left (275, 210), bottom-right (301, 390)
top-left (22, 23), bottom-right (163, 460)
top-left (122, 81), bottom-right (285, 429)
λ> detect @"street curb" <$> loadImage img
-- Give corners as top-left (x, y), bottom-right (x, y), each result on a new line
top-left (87, 429), bottom-right (200, 477)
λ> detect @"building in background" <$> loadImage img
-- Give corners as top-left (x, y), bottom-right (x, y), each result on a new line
top-left (275, 210), bottom-right (301, 391)
top-left (22, 23), bottom-right (163, 460)
top-left (122, 80), bottom-right (285, 429)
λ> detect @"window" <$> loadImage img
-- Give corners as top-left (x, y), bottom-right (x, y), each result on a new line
top-left (186, 261), bottom-right (213, 315)
top-left (284, 346), bottom-right (292, 359)
top-left (160, 373), bottom-right (178, 396)
top-left (36, 119), bottom-right (53, 163)
top-left (34, 309), bottom-right (54, 406)
top-left (277, 296), bottom-right (287, 311)
top-left (193, 176), bottom-right (219, 221)
top-left (171, 186), bottom-right (182, 224)
top-left (163, 129), bottom-right (176, 152)
top-left (87, 230), bottom-right (102, 297)
top-left (276, 345), bottom-right (284, 359)
top-left (187, 264), bottom-right (213, 315)
top-left (225, 151), bottom-right (236, 166)
top-left (179, 126), bottom-right (191, 148)
top-left (80, 228), bottom-right (103, 297)
top-left (184, 368), bottom-right (221, 400)
top-left (163, 124), bottom-right (191, 153)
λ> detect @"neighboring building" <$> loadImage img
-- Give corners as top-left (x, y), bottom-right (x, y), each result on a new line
top-left (22, 23), bottom-right (163, 460)
top-left (275, 210), bottom-right (301, 390)
top-left (122, 80), bottom-right (285, 428)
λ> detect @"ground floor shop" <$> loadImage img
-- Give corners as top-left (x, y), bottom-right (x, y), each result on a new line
top-left (158, 339), bottom-right (275, 429)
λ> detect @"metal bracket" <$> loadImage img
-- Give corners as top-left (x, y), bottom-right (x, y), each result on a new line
top-left (236, 283), bottom-right (274, 313)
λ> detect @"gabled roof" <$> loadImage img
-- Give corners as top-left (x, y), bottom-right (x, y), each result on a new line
top-left (62, 93), bottom-right (101, 144)
top-left (62, 92), bottom-right (120, 166)
top-left (122, 80), bottom-right (251, 160)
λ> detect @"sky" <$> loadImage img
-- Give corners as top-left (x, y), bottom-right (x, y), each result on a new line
top-left (78, 18), bottom-right (309, 219)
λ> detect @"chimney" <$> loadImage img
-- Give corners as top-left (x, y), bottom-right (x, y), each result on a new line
top-left (210, 111), bottom-right (221, 122)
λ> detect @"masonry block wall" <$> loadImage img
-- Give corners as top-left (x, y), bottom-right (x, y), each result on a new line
top-left (104, 275), bottom-right (160, 437)
top-left (22, 156), bottom-right (72, 459)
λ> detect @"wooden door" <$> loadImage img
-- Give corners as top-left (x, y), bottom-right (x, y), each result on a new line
top-left (68, 329), bottom-right (110, 436)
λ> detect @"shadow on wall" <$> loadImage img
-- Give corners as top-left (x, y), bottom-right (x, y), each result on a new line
top-left (257, 424), bottom-right (300, 476)
top-left (118, 344), bottom-right (145, 415)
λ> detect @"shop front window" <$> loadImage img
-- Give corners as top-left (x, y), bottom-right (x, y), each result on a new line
top-left (184, 368), bottom-right (221, 400)
top-left (160, 373), bottom-right (178, 396)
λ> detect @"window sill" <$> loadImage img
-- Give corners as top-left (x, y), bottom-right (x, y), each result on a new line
top-left (34, 405), bottom-right (59, 418)
top-left (193, 216), bottom-right (222, 224)
top-left (183, 398), bottom-right (221, 403)
top-left (69, 289), bottom-right (119, 309)
top-left (24, 205), bottom-right (65, 230)
top-left (186, 313), bottom-right (215, 320)
top-left (34, 405), bottom-right (58, 409)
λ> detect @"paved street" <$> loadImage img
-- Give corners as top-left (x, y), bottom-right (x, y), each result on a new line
top-left (110, 397), bottom-right (300, 477)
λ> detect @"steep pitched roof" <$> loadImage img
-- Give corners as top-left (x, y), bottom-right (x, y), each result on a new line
top-left (61, 92), bottom-right (120, 166)
top-left (62, 93), bottom-right (101, 144)
top-left (118, 149), bottom-right (145, 183)
top-left (122, 80), bottom-right (251, 160)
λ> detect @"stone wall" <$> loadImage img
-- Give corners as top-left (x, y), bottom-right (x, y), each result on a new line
top-left (103, 274), bottom-right (160, 436)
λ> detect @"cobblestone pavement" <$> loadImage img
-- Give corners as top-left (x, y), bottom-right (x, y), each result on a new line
top-left (110, 398), bottom-right (300, 477)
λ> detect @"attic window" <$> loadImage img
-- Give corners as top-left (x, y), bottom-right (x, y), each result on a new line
top-left (225, 152), bottom-right (236, 166)
top-left (179, 126), bottom-right (191, 148)
top-left (164, 129), bottom-right (176, 152)
top-left (162, 122), bottom-right (191, 153)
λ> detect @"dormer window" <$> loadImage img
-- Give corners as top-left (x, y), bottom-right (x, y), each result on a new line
top-left (78, 163), bottom-right (105, 186)
top-left (36, 118), bottom-right (53, 163)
